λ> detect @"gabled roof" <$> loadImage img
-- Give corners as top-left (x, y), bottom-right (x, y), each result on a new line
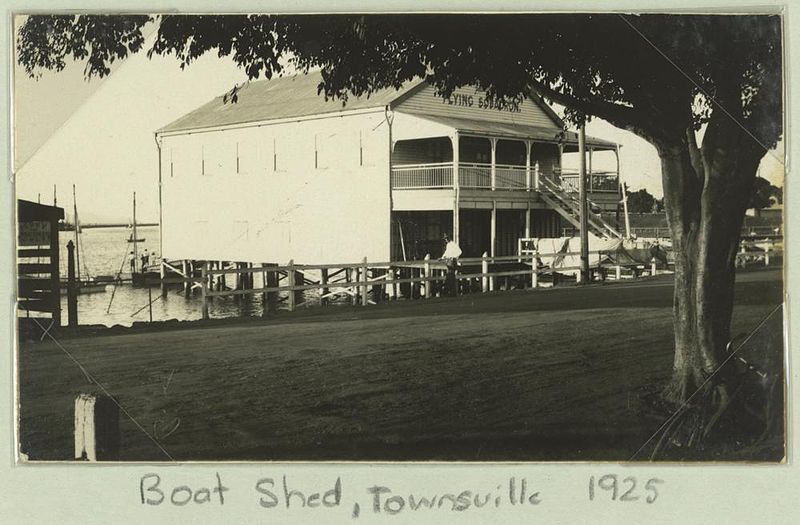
top-left (158, 70), bottom-right (424, 134)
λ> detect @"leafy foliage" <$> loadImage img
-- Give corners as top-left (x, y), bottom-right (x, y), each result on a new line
top-left (17, 14), bottom-right (783, 151)
top-left (748, 176), bottom-right (782, 209)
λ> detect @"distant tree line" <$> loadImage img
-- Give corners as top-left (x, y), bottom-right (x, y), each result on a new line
top-left (624, 177), bottom-right (781, 214)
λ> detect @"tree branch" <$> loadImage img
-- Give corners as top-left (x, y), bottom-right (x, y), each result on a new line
top-left (525, 79), bottom-right (661, 143)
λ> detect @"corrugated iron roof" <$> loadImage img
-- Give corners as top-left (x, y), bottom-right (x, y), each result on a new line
top-left (158, 70), bottom-right (423, 133)
top-left (406, 113), bottom-right (618, 150)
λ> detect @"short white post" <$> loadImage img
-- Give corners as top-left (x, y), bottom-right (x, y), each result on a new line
top-left (615, 264), bottom-right (622, 280)
top-left (423, 254), bottom-right (431, 299)
top-left (651, 257), bottom-right (657, 276)
top-left (531, 252), bottom-right (539, 288)
top-left (481, 252), bottom-right (489, 293)
top-left (765, 242), bottom-right (771, 266)
top-left (74, 394), bottom-right (119, 461)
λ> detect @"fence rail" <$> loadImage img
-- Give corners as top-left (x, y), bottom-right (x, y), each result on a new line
top-left (151, 242), bottom-right (781, 320)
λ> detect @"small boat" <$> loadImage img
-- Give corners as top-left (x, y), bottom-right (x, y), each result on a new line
top-left (60, 280), bottom-right (108, 295)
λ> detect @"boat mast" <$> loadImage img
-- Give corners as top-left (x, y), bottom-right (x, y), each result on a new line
top-left (72, 184), bottom-right (81, 282)
top-left (132, 192), bottom-right (139, 274)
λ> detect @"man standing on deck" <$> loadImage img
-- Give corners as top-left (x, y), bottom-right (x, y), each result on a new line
top-left (441, 233), bottom-right (462, 297)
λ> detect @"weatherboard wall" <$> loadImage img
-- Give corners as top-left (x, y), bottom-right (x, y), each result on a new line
top-left (159, 110), bottom-right (391, 264)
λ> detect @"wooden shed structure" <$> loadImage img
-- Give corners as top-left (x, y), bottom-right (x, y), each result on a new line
top-left (155, 71), bottom-right (622, 267)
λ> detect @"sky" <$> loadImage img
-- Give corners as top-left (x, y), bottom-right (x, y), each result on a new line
top-left (13, 23), bottom-right (785, 222)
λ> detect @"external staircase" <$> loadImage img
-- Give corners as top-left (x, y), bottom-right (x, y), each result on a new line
top-left (538, 175), bottom-right (622, 239)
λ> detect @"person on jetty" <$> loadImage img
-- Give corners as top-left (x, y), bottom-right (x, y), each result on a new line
top-left (441, 233), bottom-right (462, 297)
top-left (141, 249), bottom-right (150, 271)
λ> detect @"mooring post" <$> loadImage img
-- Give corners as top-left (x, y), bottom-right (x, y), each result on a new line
top-left (361, 257), bottom-right (369, 306)
top-left (287, 259), bottom-right (296, 312)
top-left (423, 254), bottom-right (431, 299)
top-left (481, 252), bottom-right (489, 293)
top-left (74, 394), bottom-right (120, 461)
top-left (531, 252), bottom-right (539, 288)
top-left (201, 261), bottom-right (209, 320)
top-left (66, 240), bottom-right (78, 327)
top-left (651, 257), bottom-right (657, 276)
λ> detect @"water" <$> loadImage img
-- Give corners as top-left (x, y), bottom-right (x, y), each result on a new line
top-left (57, 226), bottom-right (265, 327)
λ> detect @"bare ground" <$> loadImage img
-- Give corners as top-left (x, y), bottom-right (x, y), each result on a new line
top-left (17, 269), bottom-right (783, 461)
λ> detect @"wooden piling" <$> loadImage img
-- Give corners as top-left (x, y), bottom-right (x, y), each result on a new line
top-left (266, 264), bottom-right (278, 313)
top-left (294, 267), bottom-right (304, 308)
top-left (201, 261), bottom-right (209, 320)
top-left (361, 257), bottom-right (369, 306)
top-left (287, 260), bottom-right (296, 312)
top-left (183, 260), bottom-right (190, 297)
top-left (66, 240), bottom-right (78, 327)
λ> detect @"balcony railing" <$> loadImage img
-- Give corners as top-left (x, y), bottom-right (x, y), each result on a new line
top-left (390, 163), bottom-right (619, 192)
top-left (458, 163), bottom-right (492, 189)
top-left (557, 169), bottom-right (620, 193)
top-left (391, 162), bottom-right (453, 189)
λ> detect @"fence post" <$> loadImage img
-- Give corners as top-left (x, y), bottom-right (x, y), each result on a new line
top-left (481, 252), bottom-right (489, 293)
top-left (287, 259), bottom-right (296, 312)
top-left (387, 267), bottom-right (395, 300)
top-left (615, 264), bottom-right (621, 281)
top-left (201, 261), bottom-right (209, 320)
top-left (764, 241), bottom-right (771, 266)
top-left (74, 394), bottom-right (120, 461)
top-left (531, 252), bottom-right (539, 288)
top-left (651, 257), bottom-right (657, 276)
top-left (424, 254), bottom-right (431, 299)
top-left (66, 240), bottom-right (78, 327)
top-left (320, 268), bottom-right (329, 306)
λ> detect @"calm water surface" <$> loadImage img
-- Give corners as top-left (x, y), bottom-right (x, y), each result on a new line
top-left (57, 226), bottom-right (266, 327)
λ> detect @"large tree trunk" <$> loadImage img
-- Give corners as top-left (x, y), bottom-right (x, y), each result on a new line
top-left (658, 121), bottom-right (765, 405)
